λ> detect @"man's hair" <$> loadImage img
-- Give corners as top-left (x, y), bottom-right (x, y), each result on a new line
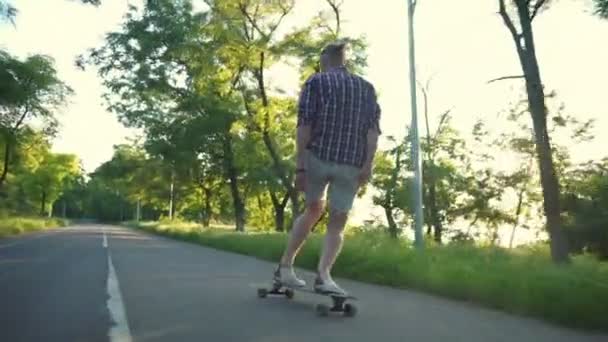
top-left (321, 40), bottom-right (347, 63)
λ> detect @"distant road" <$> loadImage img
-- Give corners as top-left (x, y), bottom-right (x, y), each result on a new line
top-left (0, 224), bottom-right (606, 342)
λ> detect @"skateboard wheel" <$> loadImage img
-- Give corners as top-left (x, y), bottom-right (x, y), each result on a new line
top-left (257, 288), bottom-right (268, 298)
top-left (285, 289), bottom-right (294, 299)
top-left (344, 303), bottom-right (357, 317)
top-left (316, 304), bottom-right (330, 317)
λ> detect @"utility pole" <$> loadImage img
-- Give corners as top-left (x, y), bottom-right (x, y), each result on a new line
top-left (407, 0), bottom-right (424, 248)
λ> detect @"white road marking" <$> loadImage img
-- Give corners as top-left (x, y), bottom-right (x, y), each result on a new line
top-left (103, 228), bottom-right (108, 248)
top-left (105, 229), bottom-right (133, 342)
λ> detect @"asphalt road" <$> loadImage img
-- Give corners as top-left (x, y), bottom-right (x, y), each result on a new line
top-left (0, 224), bottom-right (606, 342)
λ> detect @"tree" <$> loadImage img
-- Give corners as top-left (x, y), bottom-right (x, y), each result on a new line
top-left (20, 152), bottom-right (81, 217)
top-left (466, 89), bottom-right (594, 247)
top-left (80, 1), bottom-right (251, 230)
top-left (0, 51), bottom-right (72, 190)
top-left (561, 158), bottom-right (608, 259)
top-left (212, 0), bottom-right (368, 220)
top-left (594, 0), bottom-right (608, 18)
top-left (0, 128), bottom-right (51, 213)
top-left (370, 139), bottom-right (410, 238)
top-left (495, 0), bottom-right (570, 263)
top-left (0, 1), bottom-right (16, 24)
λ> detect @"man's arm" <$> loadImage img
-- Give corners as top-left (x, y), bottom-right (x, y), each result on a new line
top-left (296, 125), bottom-right (312, 170)
top-left (295, 76), bottom-right (319, 171)
top-left (359, 87), bottom-right (381, 184)
top-left (362, 128), bottom-right (379, 170)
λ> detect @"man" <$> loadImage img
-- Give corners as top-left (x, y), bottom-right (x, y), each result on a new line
top-left (273, 41), bottom-right (381, 295)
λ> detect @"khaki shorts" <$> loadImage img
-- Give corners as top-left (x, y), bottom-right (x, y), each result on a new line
top-left (305, 152), bottom-right (362, 213)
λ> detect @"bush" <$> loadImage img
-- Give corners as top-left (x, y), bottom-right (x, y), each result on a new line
top-left (0, 217), bottom-right (70, 238)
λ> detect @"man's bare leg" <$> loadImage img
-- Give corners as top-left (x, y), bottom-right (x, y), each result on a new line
top-left (280, 201), bottom-right (324, 267)
top-left (317, 210), bottom-right (348, 284)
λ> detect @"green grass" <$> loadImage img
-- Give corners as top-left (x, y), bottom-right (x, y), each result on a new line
top-left (126, 220), bottom-right (608, 332)
top-left (0, 216), bottom-right (70, 238)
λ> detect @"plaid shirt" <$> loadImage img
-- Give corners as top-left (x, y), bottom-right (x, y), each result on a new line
top-left (297, 66), bottom-right (381, 168)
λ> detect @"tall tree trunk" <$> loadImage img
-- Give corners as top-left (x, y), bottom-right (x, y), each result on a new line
top-left (426, 221), bottom-right (433, 236)
top-left (270, 191), bottom-right (289, 232)
top-left (420, 85), bottom-right (444, 243)
top-left (499, 0), bottom-right (570, 263)
top-left (490, 226), bottom-right (500, 246)
top-left (40, 190), bottom-right (46, 217)
top-left (262, 132), bottom-right (300, 214)
top-left (223, 134), bottom-right (245, 232)
top-left (509, 156), bottom-right (534, 248)
top-left (254, 52), bottom-right (301, 218)
top-left (287, 195), bottom-right (301, 231)
top-left (201, 187), bottom-right (211, 227)
top-left (168, 168), bottom-right (175, 220)
top-left (428, 185), bottom-right (443, 243)
top-left (385, 206), bottom-right (398, 238)
top-left (384, 145), bottom-right (402, 239)
top-left (136, 199), bottom-right (141, 222)
top-left (518, 3), bottom-right (569, 263)
top-left (0, 134), bottom-right (12, 190)
top-left (509, 186), bottom-right (526, 249)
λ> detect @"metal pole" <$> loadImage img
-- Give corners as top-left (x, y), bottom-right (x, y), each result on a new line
top-left (407, 0), bottom-right (424, 248)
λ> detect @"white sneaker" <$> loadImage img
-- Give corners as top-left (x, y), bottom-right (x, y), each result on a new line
top-left (313, 276), bottom-right (348, 296)
top-left (274, 265), bottom-right (306, 288)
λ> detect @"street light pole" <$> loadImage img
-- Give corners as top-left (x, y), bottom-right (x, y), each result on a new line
top-left (407, 0), bottom-right (424, 248)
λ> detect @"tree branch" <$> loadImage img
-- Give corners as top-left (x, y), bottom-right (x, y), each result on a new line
top-left (239, 2), bottom-right (267, 40)
top-left (498, 0), bottom-right (520, 42)
top-left (226, 65), bottom-right (245, 97)
top-left (12, 105), bottom-right (30, 132)
top-left (325, 0), bottom-right (342, 36)
top-left (267, 1), bottom-right (294, 40)
top-left (281, 192), bottom-right (289, 207)
top-left (487, 75), bottom-right (525, 84)
top-left (240, 91), bottom-right (262, 132)
top-left (433, 109), bottom-right (452, 140)
top-left (530, 0), bottom-right (547, 21)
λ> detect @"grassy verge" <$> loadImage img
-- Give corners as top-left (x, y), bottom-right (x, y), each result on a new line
top-left (0, 216), bottom-right (70, 239)
top-left (126, 220), bottom-right (608, 332)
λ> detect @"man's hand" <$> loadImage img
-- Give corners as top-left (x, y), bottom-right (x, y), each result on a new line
top-left (358, 164), bottom-right (372, 187)
top-left (295, 170), bottom-right (307, 192)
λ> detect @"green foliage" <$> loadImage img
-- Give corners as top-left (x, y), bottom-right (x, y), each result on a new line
top-left (0, 50), bottom-right (72, 133)
top-left (20, 152), bottom-right (81, 216)
top-left (0, 49), bottom-right (73, 195)
top-left (372, 115), bottom-right (497, 242)
top-left (0, 1), bottom-right (17, 24)
top-left (595, 0), bottom-right (608, 18)
top-left (130, 220), bottom-right (608, 332)
top-left (562, 158), bottom-right (608, 259)
top-left (0, 125), bottom-right (84, 218)
top-left (472, 93), bottom-right (598, 246)
top-left (75, 0), bottom-right (370, 230)
top-left (0, 216), bottom-right (69, 238)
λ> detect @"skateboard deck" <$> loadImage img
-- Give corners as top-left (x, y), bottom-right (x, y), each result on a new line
top-left (255, 280), bottom-right (358, 317)
top-left (281, 284), bottom-right (357, 300)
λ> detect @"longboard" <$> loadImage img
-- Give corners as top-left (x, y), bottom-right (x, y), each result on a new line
top-left (256, 280), bottom-right (358, 317)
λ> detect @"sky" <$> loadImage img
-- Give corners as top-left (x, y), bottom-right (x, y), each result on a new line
top-left (1, 0), bottom-right (608, 241)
